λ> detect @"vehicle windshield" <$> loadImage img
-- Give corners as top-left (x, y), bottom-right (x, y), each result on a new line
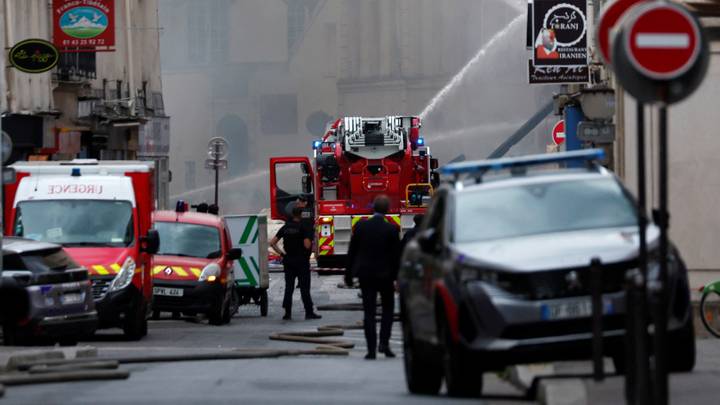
top-left (454, 178), bottom-right (638, 243)
top-left (154, 222), bottom-right (222, 259)
top-left (14, 200), bottom-right (134, 247)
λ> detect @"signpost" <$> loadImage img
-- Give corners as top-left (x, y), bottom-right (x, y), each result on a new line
top-left (551, 120), bottom-right (565, 145)
top-left (52, 0), bottom-right (116, 52)
top-left (606, 2), bottom-right (709, 404)
top-left (8, 39), bottom-right (59, 74)
top-left (596, 0), bottom-right (648, 66)
top-left (206, 137), bottom-right (228, 207)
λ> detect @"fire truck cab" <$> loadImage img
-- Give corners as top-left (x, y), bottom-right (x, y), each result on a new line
top-left (270, 116), bottom-right (438, 268)
top-left (4, 160), bottom-right (159, 340)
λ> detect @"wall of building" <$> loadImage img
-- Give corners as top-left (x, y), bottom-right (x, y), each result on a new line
top-left (2, 0), bottom-right (54, 114)
top-left (621, 42), bottom-right (720, 271)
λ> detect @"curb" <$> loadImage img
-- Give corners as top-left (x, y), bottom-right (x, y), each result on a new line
top-left (1, 346), bottom-right (97, 372)
top-left (538, 378), bottom-right (587, 405)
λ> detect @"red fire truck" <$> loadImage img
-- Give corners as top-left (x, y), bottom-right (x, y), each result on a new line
top-left (269, 116), bottom-right (438, 268)
top-left (4, 160), bottom-right (159, 340)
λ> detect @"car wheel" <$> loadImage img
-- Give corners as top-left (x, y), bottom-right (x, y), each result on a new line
top-left (611, 353), bottom-right (626, 375)
top-left (123, 302), bottom-right (147, 341)
top-left (259, 290), bottom-right (269, 317)
top-left (2, 323), bottom-right (23, 346)
top-left (402, 317), bottom-right (442, 395)
top-left (668, 316), bottom-right (696, 372)
top-left (440, 320), bottom-right (482, 398)
top-left (221, 292), bottom-right (233, 325)
top-left (208, 296), bottom-right (226, 326)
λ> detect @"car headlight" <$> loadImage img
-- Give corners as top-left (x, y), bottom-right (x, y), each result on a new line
top-left (109, 257), bottom-right (136, 292)
top-left (199, 263), bottom-right (221, 282)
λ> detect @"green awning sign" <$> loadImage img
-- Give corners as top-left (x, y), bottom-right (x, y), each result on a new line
top-left (9, 39), bottom-right (60, 74)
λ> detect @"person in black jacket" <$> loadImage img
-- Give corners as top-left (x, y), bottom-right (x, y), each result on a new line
top-left (270, 206), bottom-right (322, 321)
top-left (347, 195), bottom-right (401, 359)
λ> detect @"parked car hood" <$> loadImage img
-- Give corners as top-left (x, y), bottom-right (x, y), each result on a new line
top-left (455, 226), bottom-right (660, 272)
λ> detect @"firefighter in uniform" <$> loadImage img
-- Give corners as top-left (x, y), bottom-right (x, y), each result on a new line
top-left (270, 206), bottom-right (322, 321)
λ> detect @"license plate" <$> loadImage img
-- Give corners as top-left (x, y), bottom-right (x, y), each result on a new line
top-left (541, 299), bottom-right (605, 321)
top-left (153, 287), bottom-right (184, 297)
top-left (61, 292), bottom-right (84, 305)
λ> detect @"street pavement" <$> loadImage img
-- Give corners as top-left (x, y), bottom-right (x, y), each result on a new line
top-left (1, 273), bottom-right (528, 404)
top-left (2, 273), bottom-right (718, 404)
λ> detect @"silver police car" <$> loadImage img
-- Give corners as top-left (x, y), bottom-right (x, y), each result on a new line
top-left (399, 150), bottom-right (694, 397)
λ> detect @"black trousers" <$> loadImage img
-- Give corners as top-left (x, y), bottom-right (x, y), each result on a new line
top-left (360, 277), bottom-right (395, 354)
top-left (283, 259), bottom-right (314, 314)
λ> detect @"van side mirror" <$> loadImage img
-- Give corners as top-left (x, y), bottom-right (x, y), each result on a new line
top-left (142, 229), bottom-right (160, 255)
top-left (226, 247), bottom-right (243, 261)
top-left (417, 228), bottom-right (439, 253)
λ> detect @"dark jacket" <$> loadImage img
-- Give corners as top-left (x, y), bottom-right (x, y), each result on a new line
top-left (347, 215), bottom-right (401, 281)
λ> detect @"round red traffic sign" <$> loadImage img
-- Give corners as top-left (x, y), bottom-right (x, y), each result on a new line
top-left (596, 0), bottom-right (647, 66)
top-left (552, 120), bottom-right (565, 145)
top-left (624, 3), bottom-right (701, 80)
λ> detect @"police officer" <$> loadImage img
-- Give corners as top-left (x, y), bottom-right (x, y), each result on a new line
top-left (270, 206), bottom-right (322, 321)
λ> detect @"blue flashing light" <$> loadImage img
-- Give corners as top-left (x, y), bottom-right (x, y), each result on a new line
top-left (417, 137), bottom-right (425, 146)
top-left (71, 168), bottom-right (81, 177)
top-left (312, 140), bottom-right (322, 150)
top-left (440, 149), bottom-right (605, 176)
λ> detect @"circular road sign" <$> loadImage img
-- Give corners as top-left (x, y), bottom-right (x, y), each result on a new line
top-left (552, 120), bottom-right (566, 146)
top-left (612, 2), bottom-right (708, 104)
top-left (624, 2), bottom-right (701, 81)
top-left (207, 137), bottom-right (228, 160)
top-left (596, 0), bottom-right (648, 66)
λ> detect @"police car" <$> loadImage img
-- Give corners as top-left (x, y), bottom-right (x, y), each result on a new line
top-left (150, 203), bottom-right (242, 325)
top-left (399, 150), bottom-right (695, 397)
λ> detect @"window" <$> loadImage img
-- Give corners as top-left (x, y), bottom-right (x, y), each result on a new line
top-left (454, 178), bottom-right (638, 243)
top-left (15, 200), bottom-right (134, 247)
top-left (154, 222), bottom-right (222, 259)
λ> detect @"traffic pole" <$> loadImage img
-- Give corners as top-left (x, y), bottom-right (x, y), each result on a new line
top-left (214, 143), bottom-right (220, 206)
top-left (652, 103), bottom-right (670, 405)
top-left (627, 101), bottom-right (651, 405)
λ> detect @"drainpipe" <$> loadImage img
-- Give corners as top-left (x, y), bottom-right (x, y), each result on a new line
top-left (4, 0), bottom-right (15, 111)
top-left (124, 0), bottom-right (135, 116)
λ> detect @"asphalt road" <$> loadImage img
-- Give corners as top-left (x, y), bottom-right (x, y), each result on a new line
top-left (1, 274), bottom-right (528, 405)
top-left (3, 273), bottom-right (718, 404)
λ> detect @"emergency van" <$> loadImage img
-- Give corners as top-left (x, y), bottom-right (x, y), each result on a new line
top-left (150, 205), bottom-right (241, 325)
top-left (4, 160), bottom-right (159, 340)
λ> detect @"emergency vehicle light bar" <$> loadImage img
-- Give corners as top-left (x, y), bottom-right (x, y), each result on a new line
top-left (440, 149), bottom-right (605, 176)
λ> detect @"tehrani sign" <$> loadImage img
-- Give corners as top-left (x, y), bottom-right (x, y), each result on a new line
top-left (533, 0), bottom-right (588, 67)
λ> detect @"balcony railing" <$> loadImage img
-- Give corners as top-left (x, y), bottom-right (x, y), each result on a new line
top-left (54, 51), bottom-right (97, 82)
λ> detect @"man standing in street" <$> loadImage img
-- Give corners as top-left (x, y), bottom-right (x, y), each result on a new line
top-left (270, 206), bottom-right (322, 321)
top-left (347, 195), bottom-right (400, 359)
top-left (400, 214), bottom-right (424, 252)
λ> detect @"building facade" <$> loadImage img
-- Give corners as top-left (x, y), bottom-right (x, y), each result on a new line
top-left (1, 0), bottom-right (170, 208)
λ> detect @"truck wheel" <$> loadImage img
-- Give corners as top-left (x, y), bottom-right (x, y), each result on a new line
top-left (668, 316), bottom-right (696, 372)
top-left (402, 317), bottom-right (442, 395)
top-left (123, 302), bottom-right (147, 341)
top-left (441, 320), bottom-right (482, 398)
top-left (259, 290), bottom-right (269, 317)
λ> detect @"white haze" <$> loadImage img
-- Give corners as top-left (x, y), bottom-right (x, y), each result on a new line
top-left (159, 0), bottom-right (558, 215)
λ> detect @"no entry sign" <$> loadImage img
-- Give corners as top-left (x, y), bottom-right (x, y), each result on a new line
top-left (611, 1), bottom-right (708, 104)
top-left (624, 3), bottom-right (701, 80)
top-left (596, 0), bottom-right (647, 66)
top-left (552, 120), bottom-right (565, 145)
